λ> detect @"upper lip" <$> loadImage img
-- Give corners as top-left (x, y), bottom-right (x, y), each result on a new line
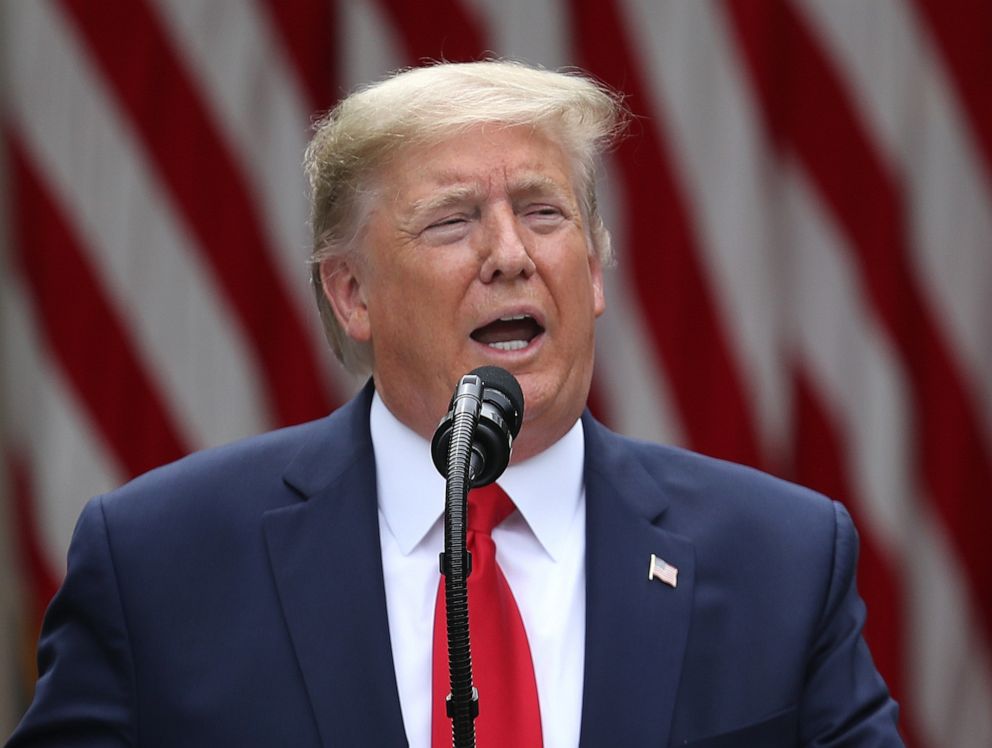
top-left (472, 306), bottom-right (546, 332)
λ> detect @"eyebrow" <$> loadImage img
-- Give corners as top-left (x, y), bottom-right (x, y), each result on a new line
top-left (407, 184), bottom-right (484, 219)
top-left (506, 173), bottom-right (571, 202)
top-left (406, 172), bottom-right (573, 219)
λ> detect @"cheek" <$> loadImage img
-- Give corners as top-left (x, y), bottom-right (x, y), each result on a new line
top-left (548, 249), bottom-right (602, 312)
top-left (371, 272), bottom-right (458, 343)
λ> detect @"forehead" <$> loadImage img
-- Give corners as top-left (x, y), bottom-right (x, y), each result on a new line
top-left (377, 124), bottom-right (578, 206)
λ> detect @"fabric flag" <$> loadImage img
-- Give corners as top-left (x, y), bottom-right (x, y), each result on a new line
top-left (2, 2), bottom-right (990, 746)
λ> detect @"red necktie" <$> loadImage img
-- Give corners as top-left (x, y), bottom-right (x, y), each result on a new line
top-left (431, 483), bottom-right (543, 747)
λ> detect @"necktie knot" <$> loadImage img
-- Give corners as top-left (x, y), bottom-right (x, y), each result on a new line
top-left (467, 483), bottom-right (515, 536)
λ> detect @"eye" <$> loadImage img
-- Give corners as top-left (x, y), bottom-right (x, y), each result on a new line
top-left (429, 216), bottom-right (466, 228)
top-left (523, 204), bottom-right (566, 231)
top-left (422, 215), bottom-right (471, 244)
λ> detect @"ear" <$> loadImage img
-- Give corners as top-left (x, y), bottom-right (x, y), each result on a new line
top-left (319, 256), bottom-right (372, 343)
top-left (589, 253), bottom-right (606, 317)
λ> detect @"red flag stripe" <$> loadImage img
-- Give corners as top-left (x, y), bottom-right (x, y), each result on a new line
top-left (5, 449), bottom-right (61, 630)
top-left (5, 445), bottom-right (61, 703)
top-left (58, 0), bottom-right (332, 428)
top-left (912, 0), bottom-right (992, 189)
top-left (373, 0), bottom-right (488, 63)
top-left (592, 208), bottom-right (689, 448)
top-left (795, 0), bottom-right (992, 449)
top-left (7, 133), bottom-right (190, 478)
top-left (572, 0), bottom-right (764, 468)
top-left (724, 0), bottom-right (992, 641)
top-left (256, 0), bottom-right (339, 113)
top-left (5, 5), bottom-right (992, 745)
top-left (791, 369), bottom-right (921, 748)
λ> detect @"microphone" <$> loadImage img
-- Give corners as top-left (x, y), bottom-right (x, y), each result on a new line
top-left (431, 366), bottom-right (525, 487)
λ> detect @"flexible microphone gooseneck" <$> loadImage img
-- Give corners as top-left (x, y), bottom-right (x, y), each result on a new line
top-left (430, 366), bottom-right (524, 748)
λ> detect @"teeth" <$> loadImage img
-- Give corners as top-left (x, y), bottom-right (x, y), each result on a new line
top-left (500, 314), bottom-right (530, 322)
top-left (488, 340), bottom-right (528, 351)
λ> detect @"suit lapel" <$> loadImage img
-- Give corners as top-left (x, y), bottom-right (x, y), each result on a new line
top-left (579, 415), bottom-right (695, 747)
top-left (263, 384), bottom-right (408, 747)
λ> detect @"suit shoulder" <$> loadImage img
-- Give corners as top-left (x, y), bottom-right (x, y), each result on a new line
top-left (586, 420), bottom-right (849, 626)
top-left (94, 415), bottom-right (345, 538)
top-left (585, 417), bottom-right (837, 536)
top-left (657, 441), bottom-right (826, 508)
top-left (117, 417), bottom-right (326, 492)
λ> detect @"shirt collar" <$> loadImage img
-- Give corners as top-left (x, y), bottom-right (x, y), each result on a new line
top-left (370, 391), bottom-right (585, 561)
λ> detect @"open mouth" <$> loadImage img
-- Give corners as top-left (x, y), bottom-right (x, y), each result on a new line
top-left (471, 314), bottom-right (545, 351)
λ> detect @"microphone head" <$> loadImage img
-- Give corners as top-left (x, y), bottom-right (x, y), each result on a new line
top-left (470, 366), bottom-right (524, 437)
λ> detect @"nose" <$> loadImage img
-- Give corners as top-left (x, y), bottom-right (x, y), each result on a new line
top-left (479, 206), bottom-right (537, 283)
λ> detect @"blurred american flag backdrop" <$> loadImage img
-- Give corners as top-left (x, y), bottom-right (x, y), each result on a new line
top-left (1, 1), bottom-right (990, 745)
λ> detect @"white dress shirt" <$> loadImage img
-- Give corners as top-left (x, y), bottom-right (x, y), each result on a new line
top-left (371, 392), bottom-right (586, 748)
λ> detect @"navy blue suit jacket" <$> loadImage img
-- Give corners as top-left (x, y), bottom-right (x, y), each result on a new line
top-left (9, 385), bottom-right (902, 746)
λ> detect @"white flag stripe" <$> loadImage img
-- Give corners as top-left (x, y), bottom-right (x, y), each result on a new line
top-left (799, 0), bottom-right (992, 445)
top-left (3, 3), bottom-right (990, 744)
top-left (907, 505), bottom-right (992, 747)
top-left (340, 0), bottom-right (405, 94)
top-left (474, 0), bottom-right (572, 72)
top-left (785, 163), bottom-right (992, 748)
top-left (151, 0), bottom-right (357, 403)
top-left (595, 164), bottom-right (687, 448)
top-left (624, 0), bottom-right (790, 459)
top-left (785, 167), bottom-right (912, 551)
top-left (152, 0), bottom-right (313, 287)
top-left (1, 277), bottom-right (121, 575)
top-left (7, 0), bottom-right (270, 449)
top-left (150, 0), bottom-right (344, 398)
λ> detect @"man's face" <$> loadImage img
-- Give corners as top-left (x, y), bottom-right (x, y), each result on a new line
top-left (323, 125), bottom-right (605, 461)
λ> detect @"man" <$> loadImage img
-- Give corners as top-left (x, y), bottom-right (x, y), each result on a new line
top-left (9, 61), bottom-right (902, 746)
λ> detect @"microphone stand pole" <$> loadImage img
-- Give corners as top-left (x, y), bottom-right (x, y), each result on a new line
top-left (439, 379), bottom-right (483, 748)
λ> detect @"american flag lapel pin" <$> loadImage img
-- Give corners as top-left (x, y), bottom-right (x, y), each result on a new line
top-left (648, 553), bottom-right (678, 588)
